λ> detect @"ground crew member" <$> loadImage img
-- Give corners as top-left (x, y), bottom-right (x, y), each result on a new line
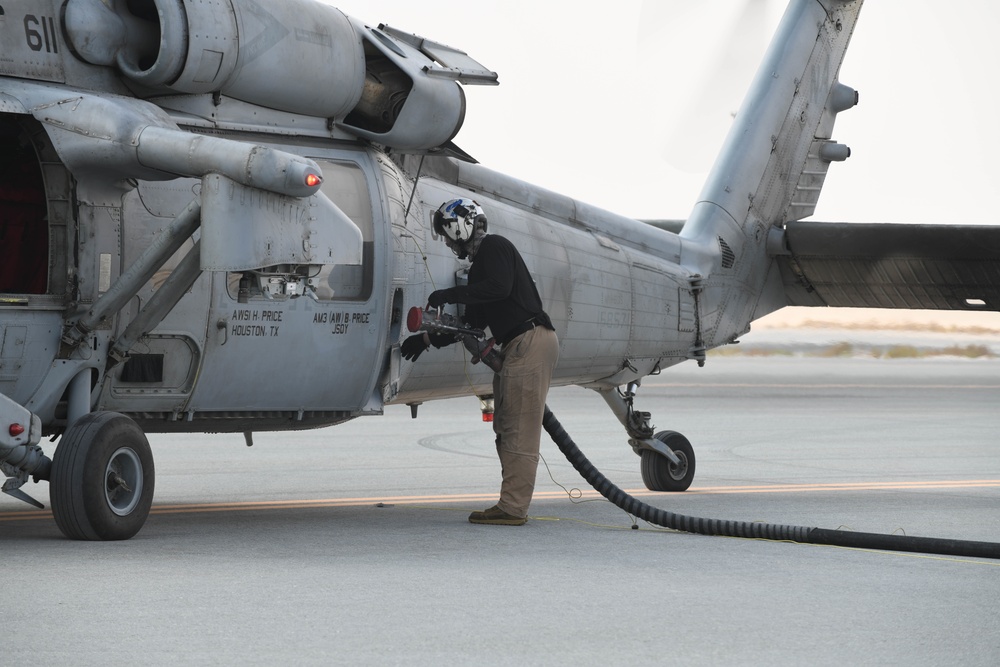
top-left (401, 198), bottom-right (559, 525)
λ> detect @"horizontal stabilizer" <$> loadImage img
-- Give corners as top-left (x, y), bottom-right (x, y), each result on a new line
top-left (776, 222), bottom-right (1000, 311)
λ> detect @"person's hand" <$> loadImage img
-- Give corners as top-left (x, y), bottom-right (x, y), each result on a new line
top-left (401, 334), bottom-right (429, 361)
top-left (427, 332), bottom-right (454, 349)
top-left (428, 290), bottom-right (450, 308)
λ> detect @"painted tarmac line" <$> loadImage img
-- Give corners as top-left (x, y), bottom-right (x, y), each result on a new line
top-left (645, 382), bottom-right (1000, 390)
top-left (2, 479), bottom-right (997, 522)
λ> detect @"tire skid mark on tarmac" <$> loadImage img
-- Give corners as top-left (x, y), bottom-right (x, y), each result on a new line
top-left (3, 479), bottom-right (999, 522)
top-left (416, 432), bottom-right (494, 459)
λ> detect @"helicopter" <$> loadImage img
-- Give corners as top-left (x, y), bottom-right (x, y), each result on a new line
top-left (1, 0), bottom-right (998, 541)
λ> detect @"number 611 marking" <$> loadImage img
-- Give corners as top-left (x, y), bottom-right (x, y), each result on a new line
top-left (24, 15), bottom-right (59, 54)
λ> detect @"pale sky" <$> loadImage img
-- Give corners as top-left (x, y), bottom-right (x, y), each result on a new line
top-left (328, 0), bottom-right (1000, 224)
top-left (326, 1), bottom-right (1000, 329)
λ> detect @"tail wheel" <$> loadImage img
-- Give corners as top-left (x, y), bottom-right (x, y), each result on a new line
top-left (50, 412), bottom-right (155, 540)
top-left (640, 430), bottom-right (695, 492)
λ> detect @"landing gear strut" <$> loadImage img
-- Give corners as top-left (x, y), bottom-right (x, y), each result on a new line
top-left (596, 383), bottom-right (696, 492)
top-left (50, 412), bottom-right (155, 540)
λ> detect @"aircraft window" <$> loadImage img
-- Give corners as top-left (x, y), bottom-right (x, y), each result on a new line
top-left (310, 160), bottom-right (374, 301)
top-left (225, 159), bottom-right (373, 302)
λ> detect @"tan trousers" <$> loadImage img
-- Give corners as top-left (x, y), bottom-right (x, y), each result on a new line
top-left (492, 326), bottom-right (560, 518)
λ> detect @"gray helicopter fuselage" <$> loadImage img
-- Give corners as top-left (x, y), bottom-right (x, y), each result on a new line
top-left (1, 105), bottom-right (700, 434)
top-left (1, 0), bottom-right (863, 442)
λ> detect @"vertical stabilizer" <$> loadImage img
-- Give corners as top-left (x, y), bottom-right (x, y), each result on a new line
top-left (679, 0), bottom-right (863, 347)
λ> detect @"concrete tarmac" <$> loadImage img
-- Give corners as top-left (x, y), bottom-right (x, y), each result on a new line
top-left (2, 356), bottom-right (999, 665)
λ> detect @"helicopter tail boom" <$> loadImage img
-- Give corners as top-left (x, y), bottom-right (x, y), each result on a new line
top-left (679, 0), bottom-right (863, 347)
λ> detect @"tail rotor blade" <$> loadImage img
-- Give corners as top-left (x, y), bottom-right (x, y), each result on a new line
top-left (642, 0), bottom-right (776, 173)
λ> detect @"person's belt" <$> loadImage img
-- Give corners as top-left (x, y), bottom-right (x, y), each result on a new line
top-left (499, 318), bottom-right (537, 347)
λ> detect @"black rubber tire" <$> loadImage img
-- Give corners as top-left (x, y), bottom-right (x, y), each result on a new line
top-left (640, 430), bottom-right (695, 492)
top-left (50, 412), bottom-right (155, 540)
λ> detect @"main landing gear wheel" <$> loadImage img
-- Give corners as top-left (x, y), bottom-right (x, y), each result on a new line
top-left (50, 411), bottom-right (155, 540)
top-left (640, 430), bottom-right (695, 492)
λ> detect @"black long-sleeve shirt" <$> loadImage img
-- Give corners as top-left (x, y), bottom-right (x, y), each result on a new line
top-left (435, 234), bottom-right (552, 344)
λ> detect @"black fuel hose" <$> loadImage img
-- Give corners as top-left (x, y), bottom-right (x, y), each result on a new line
top-left (542, 407), bottom-right (1000, 560)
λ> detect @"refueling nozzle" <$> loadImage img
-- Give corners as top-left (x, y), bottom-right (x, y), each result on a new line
top-left (407, 306), bottom-right (483, 338)
top-left (406, 306), bottom-right (503, 372)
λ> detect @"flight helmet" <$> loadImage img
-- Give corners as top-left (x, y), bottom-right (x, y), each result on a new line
top-left (434, 198), bottom-right (486, 247)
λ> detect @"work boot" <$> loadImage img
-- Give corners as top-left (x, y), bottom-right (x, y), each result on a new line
top-left (468, 504), bottom-right (527, 526)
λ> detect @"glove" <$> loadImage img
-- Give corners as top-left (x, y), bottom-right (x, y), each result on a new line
top-left (427, 289), bottom-right (451, 308)
top-left (401, 334), bottom-right (429, 361)
top-left (427, 332), bottom-right (454, 349)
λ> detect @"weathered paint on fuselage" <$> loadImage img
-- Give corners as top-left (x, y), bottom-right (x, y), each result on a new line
top-left (0, 0), bottom-right (866, 438)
